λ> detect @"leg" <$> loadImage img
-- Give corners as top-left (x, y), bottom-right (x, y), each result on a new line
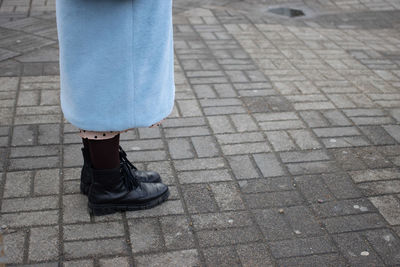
top-left (87, 134), bottom-right (120, 169)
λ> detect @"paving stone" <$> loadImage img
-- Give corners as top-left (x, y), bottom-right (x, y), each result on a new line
top-left (313, 126), bottom-right (360, 138)
top-left (125, 150), bottom-right (167, 162)
top-left (323, 213), bottom-right (386, 233)
top-left (128, 218), bottom-right (163, 253)
top-left (62, 167), bottom-right (80, 181)
top-left (200, 98), bottom-right (242, 107)
top-left (2, 210), bottom-right (58, 227)
top-left (330, 148), bottom-right (367, 171)
top-left (363, 228), bottom-right (400, 265)
top-left (62, 194), bottom-right (90, 224)
top-left (253, 153), bottom-right (285, 177)
top-left (0, 136), bottom-right (8, 147)
top-left (269, 236), bottom-right (337, 258)
top-left (221, 142), bottom-right (270, 155)
top-left (299, 111), bottom-right (329, 128)
top-left (0, 60), bottom-right (20, 77)
top-left (64, 238), bottom-right (127, 259)
top-left (165, 126), bottom-right (210, 138)
top-left (162, 117), bottom-right (206, 128)
top-left (178, 169), bottom-right (232, 184)
top-left (322, 136), bottom-right (370, 148)
top-left (0, 77), bottom-right (18, 91)
top-left (236, 243), bottom-right (273, 267)
top-left (333, 232), bottom-right (384, 266)
top-left (99, 257), bottom-right (130, 267)
top-left (216, 132), bottom-right (264, 144)
top-left (146, 161), bottom-right (174, 185)
top-left (238, 177), bottom-right (294, 193)
top-left (284, 205), bottom-right (325, 237)
top-left (174, 157), bottom-right (225, 171)
top-left (168, 138), bottom-right (194, 159)
top-left (228, 155), bottom-right (259, 180)
top-left (9, 155), bottom-right (59, 170)
top-left (369, 195), bottom-right (400, 225)
top-left (2, 195), bottom-right (58, 212)
top-left (63, 179), bottom-right (80, 194)
top-left (203, 246), bottom-right (241, 267)
top-left (14, 114), bottom-right (62, 125)
top-left (63, 222), bottom-right (125, 241)
top-left (278, 253), bottom-right (347, 267)
top-left (11, 145), bottom-right (59, 158)
top-left (230, 114), bottom-right (259, 132)
top-left (177, 99), bottom-right (202, 116)
top-left (182, 184), bottom-right (218, 213)
top-left (197, 226), bottom-right (262, 247)
top-left (311, 198), bottom-right (376, 218)
top-left (29, 226), bottom-right (59, 261)
top-left (203, 105), bottom-right (246, 115)
top-left (11, 125), bottom-right (36, 146)
top-left (121, 139), bottom-right (164, 151)
top-left (3, 231), bottom-right (25, 264)
top-left (286, 161), bottom-right (340, 175)
top-left (191, 135), bottom-right (219, 157)
top-left (244, 190), bottom-right (304, 209)
top-left (17, 90), bottom-right (39, 106)
top-left (360, 125), bottom-right (397, 145)
top-left (377, 145), bottom-right (400, 158)
top-left (289, 129), bottom-right (322, 149)
top-left (259, 120), bottom-right (305, 131)
top-left (350, 168), bottom-right (400, 183)
top-left (4, 170), bottom-right (32, 198)
top-left (266, 130), bottom-right (296, 151)
top-left (382, 125), bottom-right (400, 142)
top-left (134, 249), bottom-right (200, 267)
top-left (125, 200), bottom-right (185, 218)
top-left (33, 168), bottom-right (60, 195)
top-left (191, 211), bottom-right (253, 230)
top-left (160, 215), bottom-right (195, 250)
top-left (253, 208), bottom-right (295, 241)
top-left (138, 127), bottom-right (161, 139)
top-left (351, 116), bottom-right (394, 125)
top-left (280, 150), bottom-right (330, 163)
top-left (321, 173), bottom-right (363, 199)
top-left (358, 180), bottom-right (400, 196)
top-left (63, 144), bottom-right (82, 167)
top-left (207, 115), bottom-right (235, 134)
top-left (41, 89), bottom-right (60, 105)
top-left (295, 176), bottom-right (333, 203)
top-left (210, 182), bottom-right (245, 211)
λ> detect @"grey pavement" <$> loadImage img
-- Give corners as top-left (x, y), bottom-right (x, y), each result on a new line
top-left (1, 0), bottom-right (400, 266)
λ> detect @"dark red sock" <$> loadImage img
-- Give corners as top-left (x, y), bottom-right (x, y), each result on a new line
top-left (87, 134), bottom-right (120, 169)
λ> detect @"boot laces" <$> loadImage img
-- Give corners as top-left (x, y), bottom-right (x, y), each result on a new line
top-left (119, 146), bottom-right (138, 170)
top-left (121, 161), bottom-right (140, 190)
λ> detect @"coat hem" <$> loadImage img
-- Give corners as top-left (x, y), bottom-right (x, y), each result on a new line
top-left (63, 94), bottom-right (175, 132)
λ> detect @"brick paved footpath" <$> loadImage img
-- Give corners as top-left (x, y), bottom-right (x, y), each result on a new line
top-left (0, 0), bottom-right (400, 266)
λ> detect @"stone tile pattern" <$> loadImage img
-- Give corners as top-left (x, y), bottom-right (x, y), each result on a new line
top-left (1, 0), bottom-right (400, 266)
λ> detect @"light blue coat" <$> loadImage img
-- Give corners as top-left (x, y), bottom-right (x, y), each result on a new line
top-left (56, 0), bottom-right (175, 131)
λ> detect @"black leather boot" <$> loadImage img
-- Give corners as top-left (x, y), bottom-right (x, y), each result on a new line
top-left (119, 146), bottom-right (161, 183)
top-left (87, 163), bottom-right (169, 216)
top-left (80, 146), bottom-right (161, 195)
top-left (80, 147), bottom-right (92, 195)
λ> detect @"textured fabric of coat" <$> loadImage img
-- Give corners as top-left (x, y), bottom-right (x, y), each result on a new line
top-left (56, 0), bottom-right (175, 131)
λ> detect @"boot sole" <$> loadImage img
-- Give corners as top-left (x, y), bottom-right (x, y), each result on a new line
top-left (80, 174), bottom-right (162, 196)
top-left (88, 189), bottom-right (170, 216)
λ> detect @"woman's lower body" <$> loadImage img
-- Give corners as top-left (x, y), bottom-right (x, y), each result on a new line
top-left (56, 0), bottom-right (175, 215)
